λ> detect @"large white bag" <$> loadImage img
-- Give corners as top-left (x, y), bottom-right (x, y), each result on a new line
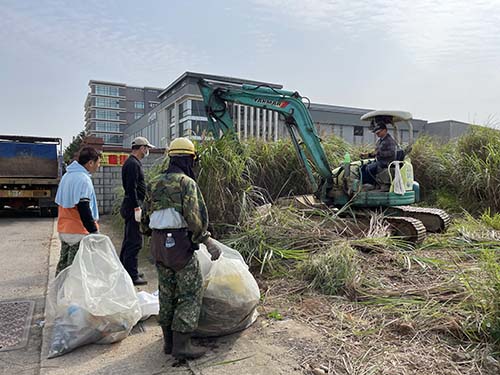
top-left (195, 240), bottom-right (260, 337)
top-left (47, 234), bottom-right (142, 358)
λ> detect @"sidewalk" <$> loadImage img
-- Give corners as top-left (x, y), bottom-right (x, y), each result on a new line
top-left (39, 216), bottom-right (306, 375)
top-left (0, 215), bottom-right (54, 375)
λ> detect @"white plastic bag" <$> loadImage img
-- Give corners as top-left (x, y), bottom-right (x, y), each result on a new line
top-left (393, 162), bottom-right (406, 195)
top-left (47, 234), bottom-right (142, 358)
top-left (137, 290), bottom-right (159, 321)
top-left (195, 240), bottom-right (260, 337)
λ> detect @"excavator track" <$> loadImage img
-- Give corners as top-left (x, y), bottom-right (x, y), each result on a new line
top-left (385, 216), bottom-right (427, 243)
top-left (389, 206), bottom-right (450, 233)
top-left (277, 195), bottom-right (445, 243)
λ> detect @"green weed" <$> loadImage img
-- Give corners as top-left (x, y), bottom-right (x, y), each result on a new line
top-left (267, 310), bottom-right (284, 320)
top-left (297, 242), bottom-right (361, 297)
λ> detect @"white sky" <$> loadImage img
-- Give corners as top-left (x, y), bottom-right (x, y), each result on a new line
top-left (1, 0), bottom-right (499, 146)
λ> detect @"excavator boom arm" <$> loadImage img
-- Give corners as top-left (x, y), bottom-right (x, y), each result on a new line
top-left (198, 79), bottom-right (333, 194)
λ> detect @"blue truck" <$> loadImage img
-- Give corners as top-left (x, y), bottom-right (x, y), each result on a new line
top-left (0, 135), bottom-right (62, 216)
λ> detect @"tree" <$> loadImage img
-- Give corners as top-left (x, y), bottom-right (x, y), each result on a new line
top-left (63, 130), bottom-right (85, 164)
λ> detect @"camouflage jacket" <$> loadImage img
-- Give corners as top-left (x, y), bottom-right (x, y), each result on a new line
top-left (143, 172), bottom-right (210, 244)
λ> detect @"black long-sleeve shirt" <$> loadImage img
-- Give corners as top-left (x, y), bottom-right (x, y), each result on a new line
top-left (76, 199), bottom-right (98, 233)
top-left (122, 155), bottom-right (146, 208)
top-left (375, 133), bottom-right (397, 168)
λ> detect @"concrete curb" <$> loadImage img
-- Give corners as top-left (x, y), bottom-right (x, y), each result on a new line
top-left (39, 218), bottom-right (59, 374)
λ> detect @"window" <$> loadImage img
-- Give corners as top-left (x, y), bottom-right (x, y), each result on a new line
top-left (96, 109), bottom-right (120, 120)
top-left (147, 89), bottom-right (158, 93)
top-left (134, 113), bottom-right (143, 120)
top-left (133, 88), bottom-right (143, 92)
top-left (95, 121), bottom-right (120, 132)
top-left (178, 100), bottom-right (206, 119)
top-left (354, 126), bottom-right (364, 136)
top-left (99, 133), bottom-right (123, 144)
top-left (167, 106), bottom-right (176, 125)
top-left (95, 97), bottom-right (120, 108)
top-left (191, 120), bottom-right (209, 135)
top-left (191, 100), bottom-right (206, 117)
top-left (134, 101), bottom-right (144, 109)
top-left (149, 101), bottom-right (159, 109)
top-left (179, 120), bottom-right (191, 136)
top-left (95, 85), bottom-right (120, 97)
top-left (179, 101), bottom-right (189, 119)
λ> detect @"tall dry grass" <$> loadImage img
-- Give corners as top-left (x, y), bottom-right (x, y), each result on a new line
top-left (194, 135), bottom-right (354, 234)
top-left (410, 125), bottom-right (500, 214)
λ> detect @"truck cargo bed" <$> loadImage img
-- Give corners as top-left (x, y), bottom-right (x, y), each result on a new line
top-left (0, 142), bottom-right (58, 178)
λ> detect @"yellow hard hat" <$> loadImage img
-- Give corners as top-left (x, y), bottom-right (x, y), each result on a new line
top-left (168, 137), bottom-right (196, 157)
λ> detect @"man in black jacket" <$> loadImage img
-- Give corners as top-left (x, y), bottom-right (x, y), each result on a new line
top-left (120, 136), bottom-right (154, 285)
top-left (360, 117), bottom-right (397, 186)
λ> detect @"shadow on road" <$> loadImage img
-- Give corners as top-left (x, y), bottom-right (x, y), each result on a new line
top-left (0, 208), bottom-right (56, 218)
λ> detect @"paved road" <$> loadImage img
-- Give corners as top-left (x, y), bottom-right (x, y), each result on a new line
top-left (0, 215), bottom-right (54, 375)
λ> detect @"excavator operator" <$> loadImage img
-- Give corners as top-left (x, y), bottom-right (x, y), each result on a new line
top-left (360, 115), bottom-right (397, 187)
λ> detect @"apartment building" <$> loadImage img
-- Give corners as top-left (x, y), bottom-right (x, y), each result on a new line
top-left (84, 80), bottom-right (162, 146)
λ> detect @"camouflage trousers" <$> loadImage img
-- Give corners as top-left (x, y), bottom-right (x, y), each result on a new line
top-left (56, 240), bottom-right (80, 276)
top-left (156, 255), bottom-right (203, 332)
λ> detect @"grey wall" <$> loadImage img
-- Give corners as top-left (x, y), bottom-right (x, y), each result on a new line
top-left (424, 120), bottom-right (471, 141)
top-left (92, 153), bottom-right (165, 215)
top-left (123, 80), bottom-right (199, 147)
top-left (123, 87), bottom-right (161, 125)
top-left (92, 165), bottom-right (122, 215)
top-left (310, 104), bottom-right (427, 145)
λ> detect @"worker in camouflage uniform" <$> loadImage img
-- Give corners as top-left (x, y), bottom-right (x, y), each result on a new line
top-left (143, 137), bottom-right (221, 360)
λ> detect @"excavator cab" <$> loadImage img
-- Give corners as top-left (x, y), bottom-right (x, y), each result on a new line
top-left (362, 110), bottom-right (414, 192)
top-left (330, 110), bottom-right (418, 203)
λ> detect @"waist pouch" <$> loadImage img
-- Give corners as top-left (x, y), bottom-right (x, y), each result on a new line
top-left (151, 228), bottom-right (194, 271)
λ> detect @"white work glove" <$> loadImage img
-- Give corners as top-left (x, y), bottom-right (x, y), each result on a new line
top-left (204, 237), bottom-right (221, 261)
top-left (134, 207), bottom-right (142, 223)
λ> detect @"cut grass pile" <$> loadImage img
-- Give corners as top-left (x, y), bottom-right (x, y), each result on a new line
top-left (252, 207), bottom-right (500, 372)
top-left (297, 242), bottom-right (361, 298)
top-left (224, 205), bottom-right (348, 273)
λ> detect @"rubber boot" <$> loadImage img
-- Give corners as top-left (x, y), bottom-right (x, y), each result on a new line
top-left (172, 331), bottom-right (206, 360)
top-left (161, 326), bottom-right (173, 354)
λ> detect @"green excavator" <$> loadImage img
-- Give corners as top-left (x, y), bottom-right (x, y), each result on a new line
top-left (197, 79), bottom-right (449, 242)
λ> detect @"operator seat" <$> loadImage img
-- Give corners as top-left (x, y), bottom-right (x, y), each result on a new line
top-left (375, 149), bottom-right (406, 190)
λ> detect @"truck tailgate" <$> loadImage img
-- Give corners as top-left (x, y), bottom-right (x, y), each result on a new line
top-left (0, 142), bottom-right (58, 178)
